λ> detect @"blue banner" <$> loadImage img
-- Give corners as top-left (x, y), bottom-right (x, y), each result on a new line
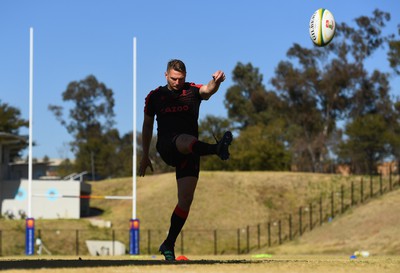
top-left (129, 219), bottom-right (140, 255)
top-left (25, 218), bottom-right (35, 255)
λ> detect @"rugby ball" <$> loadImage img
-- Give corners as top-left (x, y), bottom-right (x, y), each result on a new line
top-left (309, 8), bottom-right (336, 46)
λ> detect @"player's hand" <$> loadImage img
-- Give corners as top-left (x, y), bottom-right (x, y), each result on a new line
top-left (212, 70), bottom-right (226, 84)
top-left (139, 156), bottom-right (154, 177)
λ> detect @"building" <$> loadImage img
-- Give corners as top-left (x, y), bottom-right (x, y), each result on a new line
top-left (0, 132), bottom-right (91, 219)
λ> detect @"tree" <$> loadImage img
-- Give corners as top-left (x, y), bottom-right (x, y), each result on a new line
top-left (198, 115), bottom-right (233, 170)
top-left (224, 62), bottom-right (280, 129)
top-left (49, 75), bottom-right (115, 139)
top-left (0, 101), bottom-right (29, 159)
top-left (385, 24), bottom-right (400, 173)
top-left (338, 114), bottom-right (391, 174)
top-left (270, 9), bottom-right (393, 172)
top-left (385, 100), bottom-right (400, 173)
top-left (56, 158), bottom-right (75, 178)
top-left (49, 75), bottom-right (116, 179)
top-left (0, 102), bottom-right (28, 135)
top-left (230, 123), bottom-right (290, 171)
top-left (222, 62), bottom-right (291, 171)
top-left (388, 23), bottom-right (400, 75)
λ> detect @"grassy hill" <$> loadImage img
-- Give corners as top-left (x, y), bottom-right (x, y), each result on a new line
top-left (89, 171), bottom-right (353, 230)
top-left (87, 171), bottom-right (399, 255)
top-left (268, 189), bottom-right (400, 255)
top-left (1, 171), bottom-right (399, 255)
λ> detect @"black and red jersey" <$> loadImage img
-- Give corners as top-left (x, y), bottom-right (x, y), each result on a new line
top-left (144, 82), bottom-right (204, 138)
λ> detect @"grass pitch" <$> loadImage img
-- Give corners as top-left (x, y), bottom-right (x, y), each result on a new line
top-left (1, 255), bottom-right (399, 273)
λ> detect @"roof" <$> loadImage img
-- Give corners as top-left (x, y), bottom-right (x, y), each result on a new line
top-left (0, 132), bottom-right (27, 145)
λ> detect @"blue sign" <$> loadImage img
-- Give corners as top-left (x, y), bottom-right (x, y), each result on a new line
top-left (16, 188), bottom-right (27, 201)
top-left (47, 188), bottom-right (59, 201)
top-left (129, 219), bottom-right (140, 255)
top-left (25, 218), bottom-right (35, 255)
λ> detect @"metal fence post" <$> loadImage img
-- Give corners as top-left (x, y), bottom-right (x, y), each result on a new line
top-left (76, 230), bottom-right (79, 256)
top-left (331, 191), bottom-right (335, 219)
top-left (237, 228), bottom-right (240, 254)
top-left (112, 230), bottom-right (115, 256)
top-left (147, 229), bottom-right (151, 255)
top-left (341, 185), bottom-right (344, 214)
top-left (246, 226), bottom-right (250, 253)
top-left (214, 230), bottom-right (217, 255)
top-left (319, 196), bottom-right (323, 226)
top-left (370, 174), bottom-right (373, 198)
top-left (309, 203), bottom-right (313, 231)
top-left (299, 207), bottom-right (303, 236)
top-left (278, 220), bottom-right (282, 245)
top-left (361, 178), bottom-right (364, 203)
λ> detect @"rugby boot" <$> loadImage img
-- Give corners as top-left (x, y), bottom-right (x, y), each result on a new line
top-left (159, 242), bottom-right (176, 261)
top-left (215, 131), bottom-right (233, 160)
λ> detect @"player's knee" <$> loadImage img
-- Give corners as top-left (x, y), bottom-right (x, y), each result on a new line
top-left (175, 134), bottom-right (197, 154)
top-left (178, 194), bottom-right (194, 210)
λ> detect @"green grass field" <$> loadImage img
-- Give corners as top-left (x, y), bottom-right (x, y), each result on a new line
top-left (1, 255), bottom-right (400, 273)
top-left (1, 171), bottom-right (400, 272)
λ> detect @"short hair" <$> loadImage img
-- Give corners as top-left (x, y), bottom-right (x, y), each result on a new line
top-left (167, 59), bottom-right (186, 74)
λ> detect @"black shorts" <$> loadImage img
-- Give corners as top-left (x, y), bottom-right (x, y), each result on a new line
top-left (156, 135), bottom-right (200, 179)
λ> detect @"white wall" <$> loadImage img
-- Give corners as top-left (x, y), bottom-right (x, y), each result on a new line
top-left (86, 240), bottom-right (126, 256)
top-left (1, 179), bottom-right (91, 219)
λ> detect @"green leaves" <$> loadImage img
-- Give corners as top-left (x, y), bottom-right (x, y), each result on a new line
top-left (0, 102), bottom-right (28, 135)
top-left (221, 9), bottom-right (399, 174)
top-left (50, 75), bottom-right (115, 138)
top-left (49, 75), bottom-right (123, 180)
top-left (0, 102), bottom-right (29, 159)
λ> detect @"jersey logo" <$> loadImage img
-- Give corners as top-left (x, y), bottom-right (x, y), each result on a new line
top-left (161, 105), bottom-right (190, 113)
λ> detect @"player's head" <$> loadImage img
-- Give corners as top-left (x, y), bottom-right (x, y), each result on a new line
top-left (167, 59), bottom-right (186, 74)
top-left (166, 59), bottom-right (186, 91)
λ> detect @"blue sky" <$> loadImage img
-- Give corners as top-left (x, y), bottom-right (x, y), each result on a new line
top-left (1, 0), bottom-right (399, 159)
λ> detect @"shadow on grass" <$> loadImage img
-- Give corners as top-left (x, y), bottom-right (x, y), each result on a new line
top-left (0, 258), bottom-right (260, 270)
top-left (84, 207), bottom-right (104, 217)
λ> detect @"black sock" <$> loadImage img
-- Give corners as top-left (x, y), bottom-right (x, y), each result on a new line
top-left (164, 206), bottom-right (189, 248)
top-left (190, 140), bottom-right (217, 156)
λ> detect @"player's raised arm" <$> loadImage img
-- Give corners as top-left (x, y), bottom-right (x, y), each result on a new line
top-left (139, 113), bottom-right (154, 176)
top-left (199, 70), bottom-right (226, 100)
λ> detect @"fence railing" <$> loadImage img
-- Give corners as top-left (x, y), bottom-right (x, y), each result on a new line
top-left (1, 173), bottom-right (399, 256)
